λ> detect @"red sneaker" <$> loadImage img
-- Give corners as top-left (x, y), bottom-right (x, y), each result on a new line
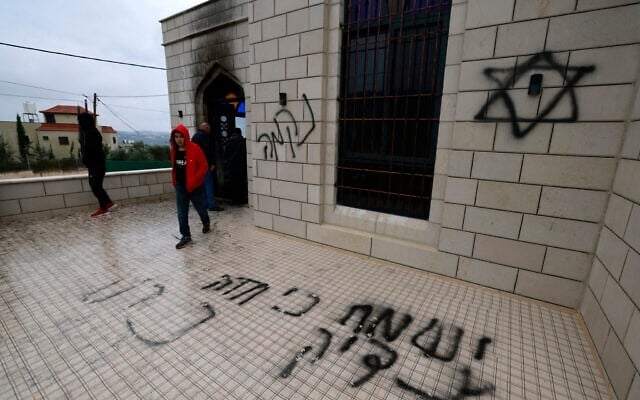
top-left (90, 208), bottom-right (110, 217)
top-left (106, 202), bottom-right (117, 210)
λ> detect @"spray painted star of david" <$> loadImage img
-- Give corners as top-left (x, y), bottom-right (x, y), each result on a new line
top-left (474, 52), bottom-right (595, 138)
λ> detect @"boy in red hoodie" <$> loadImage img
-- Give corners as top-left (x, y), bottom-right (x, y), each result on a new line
top-left (170, 124), bottom-right (211, 249)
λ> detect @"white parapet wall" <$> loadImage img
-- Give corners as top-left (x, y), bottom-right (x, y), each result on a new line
top-left (0, 169), bottom-right (174, 219)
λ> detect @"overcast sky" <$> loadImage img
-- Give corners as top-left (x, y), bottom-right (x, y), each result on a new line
top-left (0, 0), bottom-right (206, 133)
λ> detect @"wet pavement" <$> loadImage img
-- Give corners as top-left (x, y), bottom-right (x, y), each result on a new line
top-left (0, 199), bottom-right (613, 399)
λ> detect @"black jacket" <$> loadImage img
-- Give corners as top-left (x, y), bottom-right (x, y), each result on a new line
top-left (191, 129), bottom-right (217, 167)
top-left (78, 112), bottom-right (106, 170)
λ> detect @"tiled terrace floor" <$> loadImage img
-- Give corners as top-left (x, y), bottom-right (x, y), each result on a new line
top-left (0, 199), bottom-right (614, 399)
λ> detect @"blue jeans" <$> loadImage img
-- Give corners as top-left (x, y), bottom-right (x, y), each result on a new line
top-left (175, 185), bottom-right (210, 238)
top-left (204, 169), bottom-right (218, 209)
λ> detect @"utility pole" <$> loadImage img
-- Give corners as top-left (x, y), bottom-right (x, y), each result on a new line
top-left (93, 93), bottom-right (97, 126)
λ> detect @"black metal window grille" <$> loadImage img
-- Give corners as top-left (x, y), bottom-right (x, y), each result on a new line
top-left (337, 0), bottom-right (451, 220)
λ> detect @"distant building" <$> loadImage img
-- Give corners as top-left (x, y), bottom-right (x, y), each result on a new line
top-left (0, 105), bottom-right (117, 162)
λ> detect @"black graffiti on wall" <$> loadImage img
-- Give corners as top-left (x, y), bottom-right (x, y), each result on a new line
top-left (257, 93), bottom-right (316, 161)
top-left (279, 303), bottom-right (495, 399)
top-left (474, 52), bottom-right (595, 138)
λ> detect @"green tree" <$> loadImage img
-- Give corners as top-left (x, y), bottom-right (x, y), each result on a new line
top-left (0, 138), bottom-right (17, 172)
top-left (16, 114), bottom-right (30, 168)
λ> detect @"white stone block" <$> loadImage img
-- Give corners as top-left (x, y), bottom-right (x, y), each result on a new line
top-left (301, 203), bottom-right (320, 223)
top-left (254, 210), bottom-right (273, 229)
top-left (457, 257), bottom-right (518, 292)
top-left (258, 195), bottom-right (279, 214)
top-left (459, 58), bottom-right (516, 91)
top-left (520, 215), bottom-right (600, 252)
top-left (0, 200), bottom-right (20, 216)
top-left (286, 56), bottom-right (308, 79)
top-left (252, 177), bottom-right (272, 195)
top-left (515, 271), bottom-right (584, 308)
top-left (276, 162), bottom-right (303, 182)
top-left (372, 236), bottom-right (458, 277)
top-left (465, 0), bottom-right (514, 29)
top-left (301, 29), bottom-right (324, 55)
top-left (451, 122), bottom-right (495, 151)
top-left (624, 310), bottom-right (640, 378)
top-left (625, 205), bottom-right (640, 253)
top-left (539, 187), bottom-right (608, 222)
top-left (449, 3), bottom-right (467, 35)
top-left (287, 8), bottom-right (309, 35)
top-left (254, 0), bottom-right (275, 21)
top-left (543, 85), bottom-right (635, 122)
top-left (484, 89), bottom-right (540, 121)
top-left (275, 0), bottom-right (302, 14)
top-left (601, 276), bottom-right (635, 342)
top-left (621, 121), bottom-right (640, 159)
top-left (572, 45), bottom-right (640, 86)
top-left (543, 247), bottom-right (592, 282)
top-left (307, 223), bottom-right (371, 255)
top-left (272, 180), bottom-right (307, 202)
top-left (279, 199), bottom-right (301, 219)
top-left (473, 234), bottom-right (545, 271)
top-left (471, 152), bottom-right (523, 182)
top-left (614, 159), bottom-right (640, 204)
top-left (602, 330), bottom-right (637, 400)
top-left (255, 82), bottom-right (280, 103)
top-left (495, 19), bottom-right (548, 57)
top-left (444, 177), bottom-right (477, 205)
top-left (256, 160), bottom-right (277, 178)
top-left (0, 182), bottom-right (44, 200)
top-left (442, 203), bottom-right (465, 229)
top-left (448, 150), bottom-right (473, 177)
top-left (455, 91), bottom-right (488, 121)
top-left (254, 39), bottom-right (279, 63)
top-left (462, 26), bottom-right (496, 61)
top-left (464, 206), bottom-right (522, 239)
top-left (550, 122), bottom-right (625, 157)
top-left (446, 34), bottom-right (464, 65)
top-left (303, 164), bottom-right (321, 184)
top-left (273, 215), bottom-right (306, 238)
top-left (620, 249), bottom-right (640, 307)
top-left (261, 60), bottom-right (285, 82)
top-left (596, 227), bottom-right (630, 280)
top-left (494, 122), bottom-right (552, 154)
top-left (476, 180), bottom-right (540, 214)
top-left (439, 228), bottom-right (474, 256)
top-left (20, 195), bottom-right (65, 213)
top-left (521, 155), bottom-right (616, 190)
top-left (580, 288), bottom-right (612, 356)
top-left (513, 0), bottom-right (575, 20)
top-left (547, 4), bottom-right (640, 51)
top-left (443, 65), bottom-right (460, 94)
top-left (279, 35), bottom-right (300, 58)
top-left (44, 180), bottom-right (82, 196)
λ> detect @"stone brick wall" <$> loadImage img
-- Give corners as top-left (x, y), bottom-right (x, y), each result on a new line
top-left (0, 169), bottom-right (174, 219)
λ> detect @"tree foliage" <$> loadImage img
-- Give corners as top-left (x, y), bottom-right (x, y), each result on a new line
top-left (16, 114), bottom-right (30, 168)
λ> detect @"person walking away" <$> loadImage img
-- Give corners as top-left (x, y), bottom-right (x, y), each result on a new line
top-left (170, 124), bottom-right (211, 249)
top-left (191, 122), bottom-right (224, 211)
top-left (78, 112), bottom-right (114, 217)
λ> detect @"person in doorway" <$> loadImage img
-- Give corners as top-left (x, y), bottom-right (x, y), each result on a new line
top-left (224, 127), bottom-right (248, 205)
top-left (78, 111), bottom-right (115, 217)
top-left (191, 122), bottom-right (224, 212)
top-left (170, 124), bottom-right (211, 249)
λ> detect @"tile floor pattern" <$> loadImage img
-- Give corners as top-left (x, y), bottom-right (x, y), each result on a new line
top-left (0, 199), bottom-right (613, 400)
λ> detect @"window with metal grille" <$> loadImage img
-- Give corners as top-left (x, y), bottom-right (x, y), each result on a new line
top-left (337, 0), bottom-right (451, 220)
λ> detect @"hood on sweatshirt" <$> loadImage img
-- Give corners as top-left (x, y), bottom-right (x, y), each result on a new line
top-left (170, 124), bottom-right (191, 147)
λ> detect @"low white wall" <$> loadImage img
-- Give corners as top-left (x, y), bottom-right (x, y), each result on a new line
top-left (0, 169), bottom-right (174, 219)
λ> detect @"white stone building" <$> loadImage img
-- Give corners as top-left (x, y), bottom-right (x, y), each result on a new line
top-left (160, 1), bottom-right (640, 398)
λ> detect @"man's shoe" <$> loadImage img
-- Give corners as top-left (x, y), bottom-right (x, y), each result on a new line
top-left (90, 208), bottom-right (109, 217)
top-left (176, 236), bottom-right (192, 249)
top-left (202, 223), bottom-right (211, 234)
top-left (106, 202), bottom-right (117, 210)
top-left (208, 206), bottom-right (224, 212)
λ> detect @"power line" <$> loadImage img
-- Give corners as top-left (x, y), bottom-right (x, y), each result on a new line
top-left (97, 97), bottom-right (140, 133)
top-left (99, 94), bottom-right (168, 98)
top-left (0, 41), bottom-right (166, 71)
top-left (0, 92), bottom-right (83, 103)
top-left (0, 79), bottom-right (84, 96)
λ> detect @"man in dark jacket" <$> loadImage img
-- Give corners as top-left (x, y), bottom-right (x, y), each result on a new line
top-left (78, 112), bottom-right (114, 217)
top-left (191, 122), bottom-right (224, 212)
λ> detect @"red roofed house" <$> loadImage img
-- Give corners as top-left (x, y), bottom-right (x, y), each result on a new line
top-left (36, 105), bottom-right (118, 160)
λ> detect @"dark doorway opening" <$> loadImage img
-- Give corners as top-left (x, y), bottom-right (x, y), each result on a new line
top-left (202, 74), bottom-right (247, 205)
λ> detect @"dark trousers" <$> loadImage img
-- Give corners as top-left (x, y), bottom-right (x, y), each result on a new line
top-left (88, 167), bottom-right (112, 209)
top-left (175, 185), bottom-right (210, 238)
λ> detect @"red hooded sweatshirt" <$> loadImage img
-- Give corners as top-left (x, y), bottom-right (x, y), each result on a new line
top-left (170, 124), bottom-right (208, 192)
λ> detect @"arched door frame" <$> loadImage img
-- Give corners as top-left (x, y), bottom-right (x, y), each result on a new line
top-left (194, 62), bottom-right (244, 126)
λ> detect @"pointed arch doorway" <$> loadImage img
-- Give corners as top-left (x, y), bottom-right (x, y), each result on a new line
top-left (196, 68), bottom-right (247, 205)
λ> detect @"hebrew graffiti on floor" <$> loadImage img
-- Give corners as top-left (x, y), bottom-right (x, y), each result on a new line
top-left (280, 303), bottom-right (494, 399)
top-left (257, 94), bottom-right (316, 161)
top-left (474, 52), bottom-right (595, 138)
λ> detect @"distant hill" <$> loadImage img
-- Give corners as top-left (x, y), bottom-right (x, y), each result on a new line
top-left (117, 131), bottom-right (169, 146)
